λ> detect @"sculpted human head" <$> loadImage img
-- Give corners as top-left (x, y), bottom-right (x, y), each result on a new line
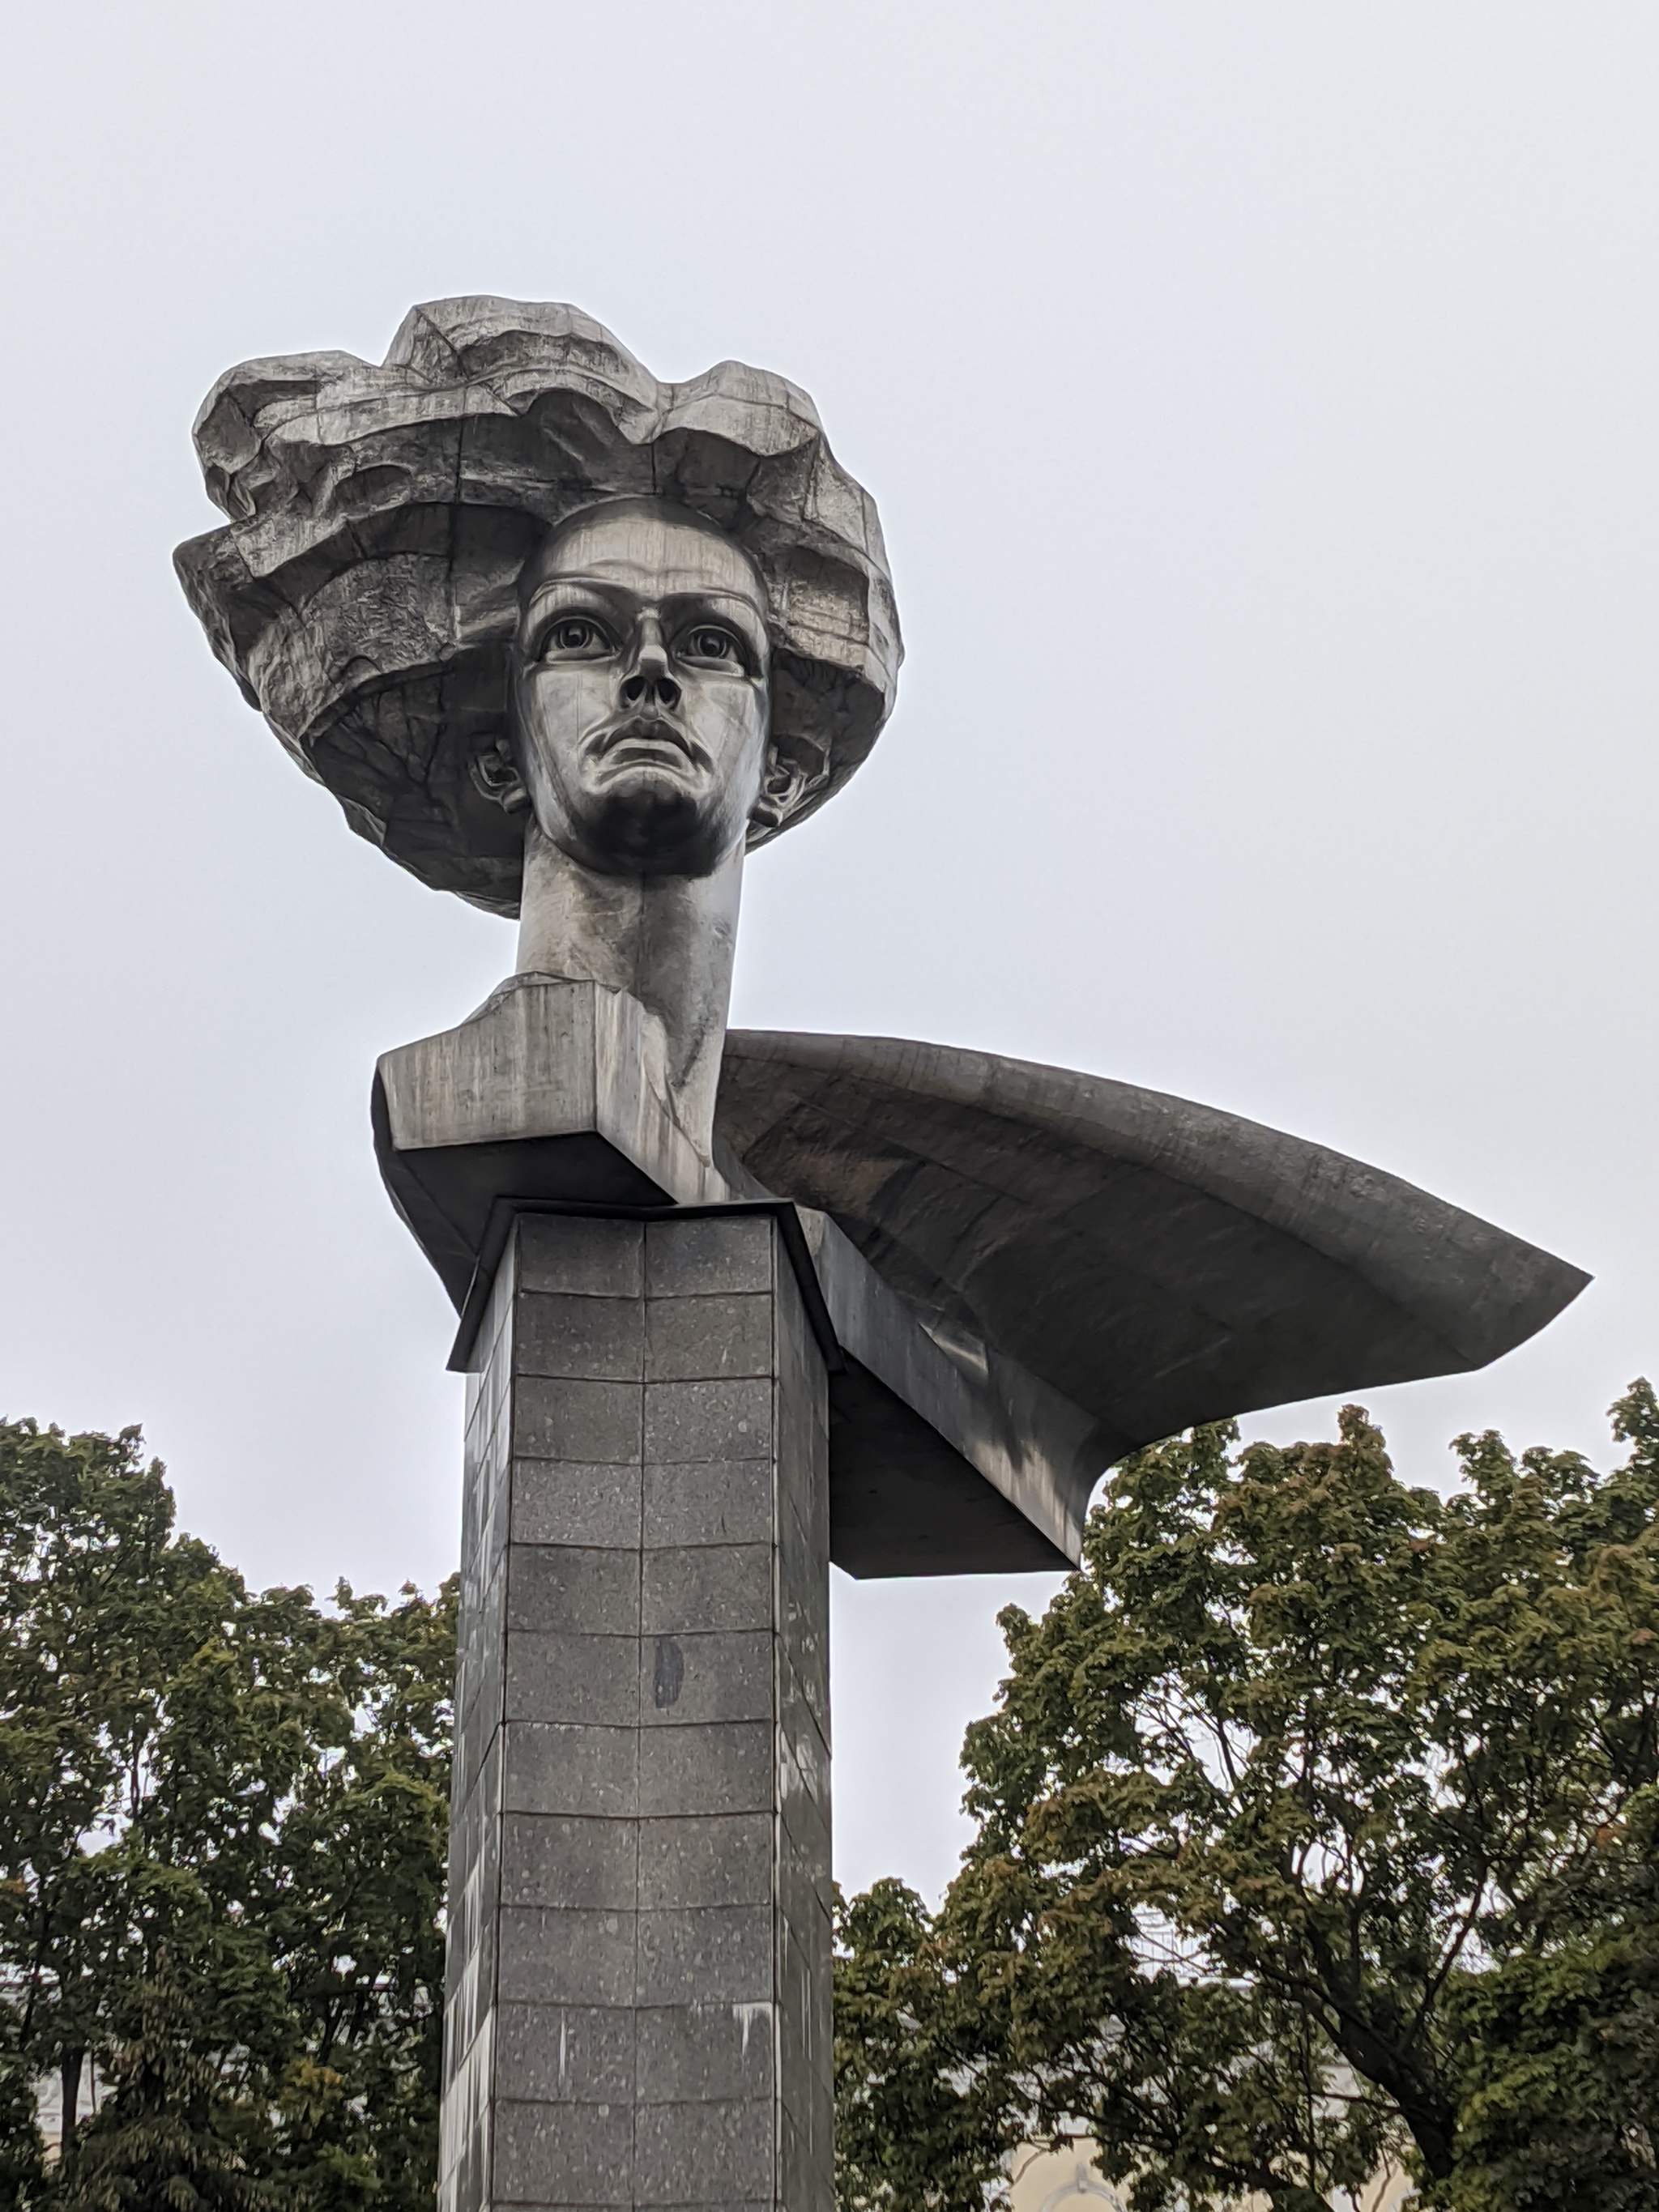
top-left (475, 499), bottom-right (778, 877)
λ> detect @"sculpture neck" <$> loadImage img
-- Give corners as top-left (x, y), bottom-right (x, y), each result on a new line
top-left (513, 823), bottom-right (743, 1153)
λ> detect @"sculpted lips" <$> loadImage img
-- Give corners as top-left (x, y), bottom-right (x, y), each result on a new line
top-left (593, 715), bottom-right (710, 770)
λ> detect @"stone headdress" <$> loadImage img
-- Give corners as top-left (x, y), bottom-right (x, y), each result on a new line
top-left (175, 297), bottom-right (902, 914)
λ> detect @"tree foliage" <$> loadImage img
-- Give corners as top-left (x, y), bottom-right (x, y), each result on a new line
top-left (835, 1388), bottom-right (1659, 2211)
top-left (0, 1417), bottom-right (454, 2210)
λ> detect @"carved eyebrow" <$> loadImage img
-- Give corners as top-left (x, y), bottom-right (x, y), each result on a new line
top-left (519, 576), bottom-right (629, 619)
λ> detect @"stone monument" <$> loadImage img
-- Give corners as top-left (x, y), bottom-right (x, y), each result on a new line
top-left (177, 298), bottom-right (1588, 2212)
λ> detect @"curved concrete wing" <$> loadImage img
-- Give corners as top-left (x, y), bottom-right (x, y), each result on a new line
top-left (715, 1032), bottom-right (1589, 1474)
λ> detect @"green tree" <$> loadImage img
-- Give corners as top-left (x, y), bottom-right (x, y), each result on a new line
top-left (0, 1417), bottom-right (454, 2210)
top-left (836, 1389), bottom-right (1659, 2211)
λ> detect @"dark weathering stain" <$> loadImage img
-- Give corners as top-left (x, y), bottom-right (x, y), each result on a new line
top-left (653, 1636), bottom-right (684, 1708)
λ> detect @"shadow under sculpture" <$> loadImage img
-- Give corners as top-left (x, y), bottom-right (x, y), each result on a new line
top-left (177, 297), bottom-right (1589, 2211)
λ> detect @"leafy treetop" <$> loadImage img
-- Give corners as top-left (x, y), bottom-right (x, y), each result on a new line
top-left (835, 1387), bottom-right (1659, 2212)
top-left (0, 1416), bottom-right (454, 2212)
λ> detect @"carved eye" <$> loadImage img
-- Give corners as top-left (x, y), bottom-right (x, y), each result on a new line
top-left (542, 616), bottom-right (608, 657)
top-left (685, 626), bottom-right (740, 665)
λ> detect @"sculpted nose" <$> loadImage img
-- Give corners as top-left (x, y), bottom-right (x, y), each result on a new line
top-left (621, 671), bottom-right (681, 709)
top-left (621, 632), bottom-right (680, 712)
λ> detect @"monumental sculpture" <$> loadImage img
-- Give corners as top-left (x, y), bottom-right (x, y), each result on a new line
top-left (177, 297), bottom-right (1587, 2212)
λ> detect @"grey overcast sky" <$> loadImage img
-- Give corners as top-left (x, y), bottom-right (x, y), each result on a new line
top-left (2, 1), bottom-right (1656, 1903)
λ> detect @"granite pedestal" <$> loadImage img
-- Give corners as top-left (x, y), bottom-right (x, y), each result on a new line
top-left (441, 1208), bottom-right (832, 2212)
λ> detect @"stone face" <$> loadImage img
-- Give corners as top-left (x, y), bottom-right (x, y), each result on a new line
top-left (175, 297), bottom-right (901, 916)
top-left (182, 309), bottom-right (902, 1181)
top-left (441, 1211), bottom-right (830, 2212)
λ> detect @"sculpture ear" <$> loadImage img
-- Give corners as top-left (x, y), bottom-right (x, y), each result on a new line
top-left (470, 737), bottom-right (529, 815)
top-left (749, 739), bottom-right (824, 837)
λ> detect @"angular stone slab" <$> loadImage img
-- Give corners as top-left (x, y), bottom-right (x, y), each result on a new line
top-left (715, 1030), bottom-right (1590, 1476)
top-left (376, 975), bottom-right (731, 1310)
top-left (373, 979), bottom-right (1086, 1575)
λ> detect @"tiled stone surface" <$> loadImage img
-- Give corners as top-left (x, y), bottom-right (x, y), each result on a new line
top-left (439, 1210), bottom-right (832, 2212)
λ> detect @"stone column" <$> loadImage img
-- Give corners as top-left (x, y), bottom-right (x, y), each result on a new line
top-left (441, 1208), bottom-right (833, 2212)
